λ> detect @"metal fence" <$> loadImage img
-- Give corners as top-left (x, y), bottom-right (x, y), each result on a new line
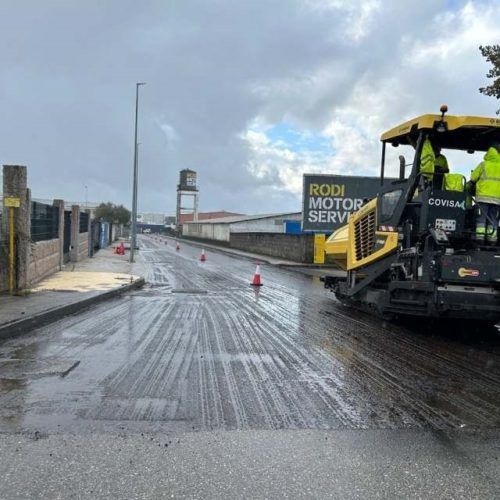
top-left (63, 210), bottom-right (71, 262)
top-left (79, 212), bottom-right (89, 233)
top-left (90, 220), bottom-right (100, 256)
top-left (31, 201), bottom-right (59, 242)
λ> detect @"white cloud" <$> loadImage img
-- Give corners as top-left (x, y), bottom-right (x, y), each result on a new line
top-left (408, 2), bottom-right (500, 66)
top-left (157, 122), bottom-right (179, 149)
top-left (243, 0), bottom-right (500, 198)
top-left (243, 126), bottom-right (331, 195)
top-left (303, 0), bottom-right (381, 41)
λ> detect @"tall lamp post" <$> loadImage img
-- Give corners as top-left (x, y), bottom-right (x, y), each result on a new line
top-left (130, 82), bottom-right (146, 263)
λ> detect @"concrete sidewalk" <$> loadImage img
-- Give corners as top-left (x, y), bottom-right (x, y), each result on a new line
top-left (0, 247), bottom-right (145, 340)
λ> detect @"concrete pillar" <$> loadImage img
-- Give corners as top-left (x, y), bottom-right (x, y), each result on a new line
top-left (85, 209), bottom-right (92, 258)
top-left (70, 204), bottom-right (80, 262)
top-left (193, 192), bottom-right (199, 222)
top-left (53, 199), bottom-right (65, 270)
top-left (2, 165), bottom-right (30, 291)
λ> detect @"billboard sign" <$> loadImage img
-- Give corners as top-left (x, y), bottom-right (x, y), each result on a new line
top-left (302, 174), bottom-right (390, 232)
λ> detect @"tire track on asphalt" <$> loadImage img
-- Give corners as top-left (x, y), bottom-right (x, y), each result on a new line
top-left (209, 295), bottom-right (296, 429)
top-left (140, 236), bottom-right (500, 429)
top-left (1, 234), bottom-right (500, 433)
top-left (196, 314), bottom-right (225, 429)
top-left (224, 293), bottom-right (351, 428)
top-left (203, 302), bottom-right (249, 429)
top-left (227, 288), bottom-right (363, 424)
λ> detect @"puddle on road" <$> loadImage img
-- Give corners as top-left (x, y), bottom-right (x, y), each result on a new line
top-left (0, 378), bottom-right (24, 392)
top-left (0, 358), bottom-right (80, 381)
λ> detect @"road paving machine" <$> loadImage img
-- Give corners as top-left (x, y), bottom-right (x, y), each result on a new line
top-left (322, 107), bottom-right (500, 322)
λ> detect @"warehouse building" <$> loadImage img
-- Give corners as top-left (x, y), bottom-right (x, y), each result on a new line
top-left (182, 212), bottom-right (301, 242)
top-left (137, 212), bottom-right (168, 225)
top-left (179, 210), bottom-right (244, 224)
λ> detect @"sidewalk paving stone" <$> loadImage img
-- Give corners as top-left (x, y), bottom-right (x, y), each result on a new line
top-left (0, 247), bottom-right (144, 340)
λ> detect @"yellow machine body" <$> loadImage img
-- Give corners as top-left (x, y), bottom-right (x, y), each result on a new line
top-left (324, 198), bottom-right (399, 271)
top-left (324, 224), bottom-right (349, 269)
top-left (321, 110), bottom-right (500, 322)
top-left (380, 114), bottom-right (500, 145)
top-left (324, 113), bottom-right (500, 272)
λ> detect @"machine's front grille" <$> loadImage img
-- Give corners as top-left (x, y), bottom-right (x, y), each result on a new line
top-left (354, 210), bottom-right (376, 261)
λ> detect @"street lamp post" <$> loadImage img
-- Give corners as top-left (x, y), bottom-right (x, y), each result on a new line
top-left (130, 82), bottom-right (146, 263)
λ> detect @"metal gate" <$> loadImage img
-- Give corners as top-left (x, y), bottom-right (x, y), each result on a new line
top-left (90, 220), bottom-right (100, 257)
top-left (63, 210), bottom-right (71, 263)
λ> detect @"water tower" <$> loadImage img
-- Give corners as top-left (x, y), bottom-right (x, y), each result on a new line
top-left (176, 169), bottom-right (199, 230)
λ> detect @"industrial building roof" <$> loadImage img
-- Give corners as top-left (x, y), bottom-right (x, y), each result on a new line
top-left (179, 210), bottom-right (244, 224)
top-left (183, 212), bottom-right (301, 225)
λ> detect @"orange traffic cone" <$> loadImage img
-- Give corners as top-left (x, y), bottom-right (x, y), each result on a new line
top-left (176, 242), bottom-right (180, 251)
top-left (200, 249), bottom-right (206, 262)
top-left (251, 264), bottom-right (263, 286)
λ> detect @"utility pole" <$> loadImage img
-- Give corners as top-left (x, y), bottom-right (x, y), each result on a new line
top-left (130, 82), bottom-right (146, 263)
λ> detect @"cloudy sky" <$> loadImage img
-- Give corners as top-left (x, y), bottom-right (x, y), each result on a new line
top-left (1, 0), bottom-right (499, 215)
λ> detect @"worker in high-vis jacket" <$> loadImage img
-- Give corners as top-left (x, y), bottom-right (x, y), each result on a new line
top-left (433, 146), bottom-right (449, 189)
top-left (420, 137), bottom-right (435, 183)
top-left (435, 147), bottom-right (449, 175)
top-left (470, 142), bottom-right (500, 244)
top-left (420, 138), bottom-right (451, 189)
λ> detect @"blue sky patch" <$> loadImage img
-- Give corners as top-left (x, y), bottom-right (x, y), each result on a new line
top-left (445, 0), bottom-right (464, 9)
top-left (264, 122), bottom-right (334, 155)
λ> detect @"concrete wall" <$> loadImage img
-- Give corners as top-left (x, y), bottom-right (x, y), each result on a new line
top-left (0, 240), bottom-right (7, 293)
top-left (2, 165), bottom-right (30, 291)
top-left (78, 232), bottom-right (89, 261)
top-left (183, 222), bottom-right (230, 242)
top-left (27, 238), bottom-right (60, 286)
top-left (183, 213), bottom-right (302, 242)
top-left (230, 233), bottom-right (315, 263)
top-left (1, 166), bottom-right (96, 291)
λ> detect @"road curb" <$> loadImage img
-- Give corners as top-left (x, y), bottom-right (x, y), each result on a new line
top-left (0, 277), bottom-right (145, 341)
top-left (158, 236), bottom-right (341, 276)
top-left (160, 235), bottom-right (338, 270)
top-left (162, 235), bottom-right (277, 265)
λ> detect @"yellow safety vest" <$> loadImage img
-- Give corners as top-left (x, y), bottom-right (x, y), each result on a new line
top-left (420, 138), bottom-right (435, 180)
top-left (435, 154), bottom-right (449, 174)
top-left (471, 147), bottom-right (500, 205)
top-left (443, 173), bottom-right (464, 192)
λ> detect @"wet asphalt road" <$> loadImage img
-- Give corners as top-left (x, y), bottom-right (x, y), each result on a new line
top-left (2, 234), bottom-right (500, 433)
top-left (1, 235), bottom-right (500, 497)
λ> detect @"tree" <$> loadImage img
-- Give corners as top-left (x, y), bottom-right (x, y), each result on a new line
top-left (479, 45), bottom-right (500, 114)
top-left (95, 202), bottom-right (131, 225)
top-left (113, 204), bottom-right (132, 225)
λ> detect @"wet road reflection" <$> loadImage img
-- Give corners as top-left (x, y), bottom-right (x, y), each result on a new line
top-left (0, 235), bottom-right (499, 433)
